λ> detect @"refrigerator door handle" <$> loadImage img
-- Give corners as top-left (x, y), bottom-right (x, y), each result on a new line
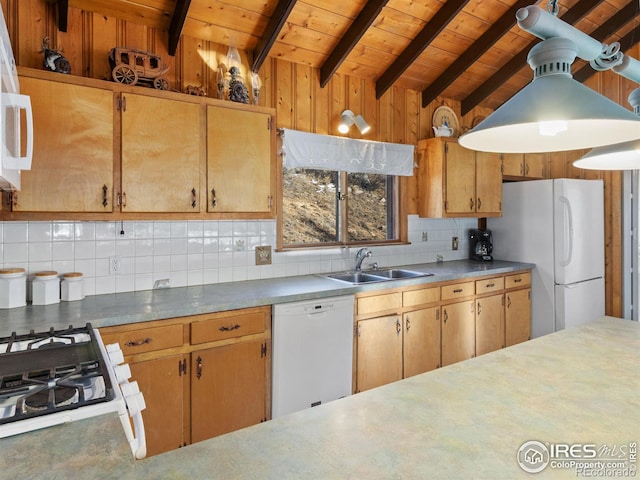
top-left (558, 195), bottom-right (573, 267)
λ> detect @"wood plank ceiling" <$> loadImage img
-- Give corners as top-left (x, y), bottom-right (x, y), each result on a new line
top-left (63, 0), bottom-right (640, 113)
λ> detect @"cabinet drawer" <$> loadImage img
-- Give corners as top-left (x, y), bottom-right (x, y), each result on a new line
top-left (475, 276), bottom-right (505, 294)
top-left (441, 281), bottom-right (475, 300)
top-left (356, 292), bottom-right (402, 316)
top-left (101, 323), bottom-right (183, 356)
top-left (191, 311), bottom-right (265, 345)
top-left (505, 271), bottom-right (531, 289)
top-left (403, 287), bottom-right (439, 307)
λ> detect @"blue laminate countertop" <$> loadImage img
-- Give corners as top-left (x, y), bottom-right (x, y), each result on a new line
top-left (1, 316), bottom-right (637, 479)
top-left (0, 259), bottom-right (533, 336)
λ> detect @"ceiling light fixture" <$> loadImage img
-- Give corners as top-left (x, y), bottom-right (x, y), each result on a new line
top-left (574, 63), bottom-right (640, 170)
top-left (458, 5), bottom-right (640, 154)
top-left (338, 110), bottom-right (370, 135)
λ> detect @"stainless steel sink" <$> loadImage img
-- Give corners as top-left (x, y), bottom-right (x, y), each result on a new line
top-left (325, 272), bottom-right (388, 284)
top-left (372, 268), bottom-right (433, 279)
top-left (324, 269), bottom-right (433, 285)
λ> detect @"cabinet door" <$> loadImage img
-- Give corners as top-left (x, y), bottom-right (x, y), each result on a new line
top-left (121, 93), bottom-right (201, 212)
top-left (444, 142), bottom-right (475, 214)
top-left (16, 77), bottom-right (113, 212)
top-left (506, 289), bottom-right (532, 346)
top-left (501, 153), bottom-right (524, 177)
top-left (129, 354), bottom-right (187, 457)
top-left (207, 106), bottom-right (273, 214)
top-left (191, 339), bottom-right (267, 443)
top-left (475, 294), bottom-right (505, 356)
top-left (475, 151), bottom-right (502, 215)
top-left (524, 153), bottom-right (546, 178)
top-left (441, 300), bottom-right (475, 366)
top-left (355, 315), bottom-right (403, 392)
top-left (403, 307), bottom-right (440, 378)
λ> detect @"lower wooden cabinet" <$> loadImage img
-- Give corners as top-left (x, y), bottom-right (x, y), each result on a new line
top-left (355, 315), bottom-right (403, 392)
top-left (403, 307), bottom-right (440, 378)
top-left (128, 354), bottom-right (188, 457)
top-left (441, 300), bottom-right (475, 367)
top-left (354, 285), bottom-right (441, 393)
top-left (100, 305), bottom-right (271, 457)
top-left (191, 339), bottom-right (268, 442)
top-left (475, 293), bottom-right (505, 356)
top-left (354, 270), bottom-right (532, 391)
top-left (506, 288), bottom-right (532, 346)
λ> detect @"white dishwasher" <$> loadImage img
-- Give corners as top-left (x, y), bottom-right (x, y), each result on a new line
top-left (272, 295), bottom-right (355, 418)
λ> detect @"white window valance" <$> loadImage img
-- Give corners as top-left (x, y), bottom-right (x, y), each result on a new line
top-left (280, 128), bottom-right (415, 176)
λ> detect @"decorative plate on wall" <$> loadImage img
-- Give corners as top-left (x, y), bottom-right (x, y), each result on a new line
top-left (432, 106), bottom-right (460, 137)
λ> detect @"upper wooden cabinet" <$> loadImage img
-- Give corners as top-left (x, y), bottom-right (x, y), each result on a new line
top-left (416, 138), bottom-right (502, 218)
top-left (13, 76), bottom-right (114, 212)
top-left (5, 68), bottom-right (276, 219)
top-left (206, 106), bottom-right (274, 216)
top-left (502, 153), bottom-right (546, 180)
top-left (120, 93), bottom-right (202, 213)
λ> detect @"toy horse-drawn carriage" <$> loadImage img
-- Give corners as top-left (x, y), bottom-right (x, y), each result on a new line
top-left (108, 47), bottom-right (170, 90)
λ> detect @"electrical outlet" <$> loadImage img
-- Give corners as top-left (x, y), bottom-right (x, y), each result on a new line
top-left (452, 237), bottom-right (459, 250)
top-left (421, 232), bottom-right (428, 242)
top-left (109, 256), bottom-right (121, 275)
top-left (255, 246), bottom-right (272, 265)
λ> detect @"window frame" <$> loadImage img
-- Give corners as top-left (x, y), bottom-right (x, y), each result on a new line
top-left (277, 166), bottom-right (408, 251)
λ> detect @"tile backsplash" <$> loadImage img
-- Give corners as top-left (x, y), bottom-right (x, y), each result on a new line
top-left (0, 216), bottom-right (476, 297)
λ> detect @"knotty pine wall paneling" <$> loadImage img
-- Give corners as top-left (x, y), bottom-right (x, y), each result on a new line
top-left (5, 0), bottom-right (628, 316)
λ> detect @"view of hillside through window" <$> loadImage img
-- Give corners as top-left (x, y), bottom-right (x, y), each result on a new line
top-left (282, 168), bottom-right (393, 245)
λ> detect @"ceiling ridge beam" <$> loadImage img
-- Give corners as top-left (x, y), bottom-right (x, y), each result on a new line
top-left (320, 0), bottom-right (389, 88)
top-left (376, 0), bottom-right (469, 99)
top-left (252, 0), bottom-right (298, 73)
top-left (168, 0), bottom-right (191, 56)
top-left (421, 0), bottom-right (531, 108)
top-left (461, 0), bottom-right (605, 116)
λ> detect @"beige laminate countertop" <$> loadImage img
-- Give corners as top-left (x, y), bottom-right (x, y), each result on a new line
top-left (1, 316), bottom-right (638, 480)
top-left (0, 259), bottom-right (533, 336)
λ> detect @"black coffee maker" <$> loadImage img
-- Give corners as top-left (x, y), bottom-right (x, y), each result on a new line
top-left (469, 229), bottom-right (493, 261)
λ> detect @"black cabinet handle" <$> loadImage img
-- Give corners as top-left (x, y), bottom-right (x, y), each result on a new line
top-left (219, 324), bottom-right (241, 332)
top-left (125, 337), bottom-right (152, 347)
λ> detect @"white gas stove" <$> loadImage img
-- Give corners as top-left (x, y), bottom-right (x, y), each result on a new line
top-left (0, 324), bottom-right (146, 459)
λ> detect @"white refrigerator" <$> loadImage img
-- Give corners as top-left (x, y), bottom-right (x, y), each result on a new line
top-left (488, 179), bottom-right (605, 338)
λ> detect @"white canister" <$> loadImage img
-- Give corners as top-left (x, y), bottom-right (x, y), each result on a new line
top-left (32, 271), bottom-right (60, 305)
top-left (61, 272), bottom-right (84, 302)
top-left (0, 268), bottom-right (27, 309)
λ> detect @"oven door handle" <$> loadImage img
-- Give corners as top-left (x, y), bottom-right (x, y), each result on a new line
top-left (118, 380), bottom-right (147, 459)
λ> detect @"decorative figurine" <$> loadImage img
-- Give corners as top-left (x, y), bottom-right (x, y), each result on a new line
top-left (41, 37), bottom-right (71, 74)
top-left (185, 85), bottom-right (206, 96)
top-left (108, 47), bottom-right (170, 90)
top-left (228, 66), bottom-right (249, 104)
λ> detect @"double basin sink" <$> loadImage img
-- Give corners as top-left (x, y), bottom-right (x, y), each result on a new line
top-left (325, 268), bottom-right (433, 285)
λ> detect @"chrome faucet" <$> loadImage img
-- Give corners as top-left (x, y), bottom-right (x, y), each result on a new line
top-left (354, 248), bottom-right (372, 271)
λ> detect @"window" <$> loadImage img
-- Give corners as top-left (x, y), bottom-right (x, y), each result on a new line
top-left (282, 167), bottom-right (398, 247)
top-left (279, 128), bottom-right (412, 249)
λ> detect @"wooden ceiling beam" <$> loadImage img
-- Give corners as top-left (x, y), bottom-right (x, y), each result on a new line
top-left (168, 0), bottom-right (191, 56)
top-left (461, 0), bottom-right (604, 115)
top-left (421, 0), bottom-right (531, 108)
top-left (319, 0), bottom-right (389, 88)
top-left (376, 0), bottom-right (469, 99)
top-left (252, 0), bottom-right (298, 73)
